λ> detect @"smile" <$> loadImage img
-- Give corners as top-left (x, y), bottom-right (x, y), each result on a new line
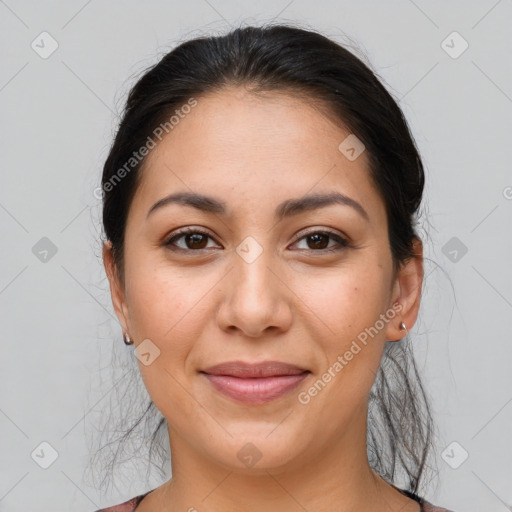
top-left (201, 372), bottom-right (310, 405)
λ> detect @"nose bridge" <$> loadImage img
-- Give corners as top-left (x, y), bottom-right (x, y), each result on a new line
top-left (217, 234), bottom-right (292, 336)
top-left (233, 236), bottom-right (278, 310)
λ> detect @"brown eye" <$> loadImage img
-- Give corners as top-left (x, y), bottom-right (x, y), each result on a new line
top-left (292, 230), bottom-right (349, 253)
top-left (165, 229), bottom-right (219, 251)
top-left (182, 233), bottom-right (209, 249)
top-left (306, 233), bottom-right (330, 250)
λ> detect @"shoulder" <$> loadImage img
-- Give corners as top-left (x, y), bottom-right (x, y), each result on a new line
top-left (94, 495), bottom-right (144, 512)
top-left (94, 491), bottom-right (456, 512)
top-left (422, 497), bottom-right (456, 512)
top-left (392, 484), bottom-right (455, 512)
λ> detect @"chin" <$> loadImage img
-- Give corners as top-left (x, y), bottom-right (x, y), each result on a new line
top-left (202, 428), bottom-right (305, 473)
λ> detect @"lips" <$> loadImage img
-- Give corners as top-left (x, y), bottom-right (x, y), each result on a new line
top-left (201, 360), bottom-right (308, 378)
top-left (200, 360), bottom-right (310, 404)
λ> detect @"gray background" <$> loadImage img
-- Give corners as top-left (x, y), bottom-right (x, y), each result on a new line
top-left (1, 1), bottom-right (511, 511)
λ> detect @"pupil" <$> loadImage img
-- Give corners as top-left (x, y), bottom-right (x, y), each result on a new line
top-left (187, 233), bottom-right (207, 249)
top-left (308, 233), bottom-right (328, 249)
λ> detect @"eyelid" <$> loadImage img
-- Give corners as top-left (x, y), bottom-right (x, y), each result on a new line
top-left (164, 226), bottom-right (221, 250)
top-left (164, 226), bottom-right (350, 252)
top-left (288, 227), bottom-right (349, 252)
top-left (290, 226), bottom-right (348, 244)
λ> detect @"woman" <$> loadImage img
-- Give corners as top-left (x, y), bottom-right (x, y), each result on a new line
top-left (95, 23), bottom-right (455, 512)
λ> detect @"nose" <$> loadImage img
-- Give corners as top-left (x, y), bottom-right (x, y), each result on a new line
top-left (216, 246), bottom-right (293, 338)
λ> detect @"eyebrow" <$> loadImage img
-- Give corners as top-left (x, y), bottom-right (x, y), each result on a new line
top-left (146, 191), bottom-right (369, 222)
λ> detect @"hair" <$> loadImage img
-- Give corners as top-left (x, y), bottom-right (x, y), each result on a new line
top-left (94, 22), bottom-right (435, 496)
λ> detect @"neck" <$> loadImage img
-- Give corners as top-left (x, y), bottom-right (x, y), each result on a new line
top-left (139, 407), bottom-right (417, 512)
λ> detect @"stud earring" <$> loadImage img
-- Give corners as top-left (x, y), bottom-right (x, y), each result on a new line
top-left (123, 331), bottom-right (134, 345)
top-left (399, 321), bottom-right (408, 338)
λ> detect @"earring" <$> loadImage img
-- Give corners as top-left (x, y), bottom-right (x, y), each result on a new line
top-left (399, 322), bottom-right (408, 338)
top-left (123, 331), bottom-right (134, 345)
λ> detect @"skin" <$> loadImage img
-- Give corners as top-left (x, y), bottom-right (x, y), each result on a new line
top-left (103, 86), bottom-right (424, 512)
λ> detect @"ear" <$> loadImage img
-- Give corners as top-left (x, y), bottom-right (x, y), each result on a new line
top-left (102, 240), bottom-right (131, 335)
top-left (385, 237), bottom-right (423, 342)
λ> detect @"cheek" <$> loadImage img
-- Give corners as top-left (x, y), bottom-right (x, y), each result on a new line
top-left (125, 263), bottom-right (213, 366)
top-left (127, 254), bottom-right (202, 326)
top-left (124, 267), bottom-right (213, 419)
top-left (301, 265), bottom-right (388, 342)
top-left (300, 267), bottom-right (389, 404)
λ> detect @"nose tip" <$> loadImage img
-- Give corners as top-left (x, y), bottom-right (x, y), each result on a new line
top-left (215, 255), bottom-right (293, 338)
top-left (227, 322), bottom-right (279, 338)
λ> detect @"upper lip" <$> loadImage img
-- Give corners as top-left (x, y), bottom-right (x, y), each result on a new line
top-left (201, 360), bottom-right (309, 378)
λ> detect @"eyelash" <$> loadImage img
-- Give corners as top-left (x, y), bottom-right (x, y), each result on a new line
top-left (164, 227), bottom-right (350, 254)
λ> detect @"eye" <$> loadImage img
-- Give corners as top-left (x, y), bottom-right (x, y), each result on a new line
top-left (164, 227), bottom-right (220, 251)
top-left (291, 230), bottom-right (349, 253)
top-left (164, 227), bottom-right (350, 254)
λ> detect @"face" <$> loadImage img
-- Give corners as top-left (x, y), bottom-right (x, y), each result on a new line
top-left (104, 86), bottom-right (422, 474)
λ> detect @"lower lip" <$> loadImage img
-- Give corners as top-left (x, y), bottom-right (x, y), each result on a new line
top-left (202, 372), bottom-right (309, 404)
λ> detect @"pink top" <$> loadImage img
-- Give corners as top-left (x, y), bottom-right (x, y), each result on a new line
top-left (95, 487), bottom-right (455, 511)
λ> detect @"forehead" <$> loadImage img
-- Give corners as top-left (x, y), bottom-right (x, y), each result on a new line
top-left (130, 87), bottom-right (384, 223)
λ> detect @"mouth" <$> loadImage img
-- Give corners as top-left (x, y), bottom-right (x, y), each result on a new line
top-left (200, 360), bottom-right (310, 405)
